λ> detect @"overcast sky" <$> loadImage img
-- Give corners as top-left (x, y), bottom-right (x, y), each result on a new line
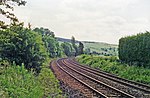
top-left (13, 0), bottom-right (150, 44)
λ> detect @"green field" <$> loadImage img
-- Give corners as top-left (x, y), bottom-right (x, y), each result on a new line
top-left (57, 37), bottom-right (118, 56)
top-left (83, 41), bottom-right (118, 56)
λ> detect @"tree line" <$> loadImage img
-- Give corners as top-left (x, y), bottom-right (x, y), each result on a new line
top-left (0, 0), bottom-right (85, 73)
top-left (119, 31), bottom-right (150, 67)
top-left (61, 36), bottom-right (84, 57)
top-left (0, 1), bottom-right (71, 97)
top-left (0, 25), bottom-right (84, 72)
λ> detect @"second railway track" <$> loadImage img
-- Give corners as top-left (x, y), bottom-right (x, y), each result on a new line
top-left (66, 58), bottom-right (150, 94)
top-left (63, 58), bottom-right (150, 98)
top-left (56, 58), bottom-right (145, 98)
top-left (56, 58), bottom-right (150, 98)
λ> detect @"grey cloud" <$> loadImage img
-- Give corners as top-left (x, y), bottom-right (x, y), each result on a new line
top-left (13, 0), bottom-right (150, 44)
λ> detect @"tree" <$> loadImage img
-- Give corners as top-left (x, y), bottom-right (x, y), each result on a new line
top-left (119, 31), bottom-right (150, 67)
top-left (0, 0), bottom-right (26, 29)
top-left (33, 27), bottom-right (61, 58)
top-left (33, 27), bottom-right (55, 38)
top-left (71, 36), bottom-right (78, 56)
top-left (85, 48), bottom-right (91, 54)
top-left (71, 36), bottom-right (75, 46)
top-left (78, 42), bottom-right (84, 55)
top-left (61, 42), bottom-right (73, 57)
top-left (0, 24), bottom-right (48, 73)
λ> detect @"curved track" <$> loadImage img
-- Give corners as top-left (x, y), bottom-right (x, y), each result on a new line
top-left (67, 58), bottom-right (150, 94)
top-left (55, 58), bottom-right (149, 98)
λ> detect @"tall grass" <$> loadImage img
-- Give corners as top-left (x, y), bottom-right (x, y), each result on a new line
top-left (0, 62), bottom-right (43, 97)
top-left (38, 67), bottom-right (62, 98)
top-left (0, 60), bottom-right (63, 98)
top-left (77, 55), bottom-right (150, 85)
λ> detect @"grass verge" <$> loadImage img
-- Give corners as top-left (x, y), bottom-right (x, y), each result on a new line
top-left (76, 54), bottom-right (150, 85)
top-left (0, 59), bottom-right (63, 98)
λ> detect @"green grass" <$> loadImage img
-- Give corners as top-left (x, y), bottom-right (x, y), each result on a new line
top-left (0, 60), bottom-right (63, 98)
top-left (83, 42), bottom-right (118, 56)
top-left (38, 61), bottom-right (63, 98)
top-left (0, 63), bottom-right (43, 98)
top-left (76, 54), bottom-right (150, 85)
top-left (57, 37), bottom-right (118, 56)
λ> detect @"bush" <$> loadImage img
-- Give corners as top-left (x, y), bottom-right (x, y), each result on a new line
top-left (38, 67), bottom-right (62, 98)
top-left (0, 60), bottom-right (63, 98)
top-left (0, 63), bottom-right (43, 98)
top-left (0, 24), bottom-right (48, 73)
top-left (119, 31), bottom-right (150, 67)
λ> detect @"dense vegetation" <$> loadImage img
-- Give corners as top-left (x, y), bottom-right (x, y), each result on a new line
top-left (77, 55), bottom-right (150, 85)
top-left (0, 25), bottom-right (64, 97)
top-left (119, 31), bottom-right (150, 67)
top-left (2, 1), bottom-right (150, 97)
top-left (1, 24), bottom-right (48, 73)
top-left (0, 1), bottom-right (64, 97)
top-left (0, 24), bottom-right (64, 97)
top-left (0, 61), bottom-right (43, 97)
top-left (57, 37), bottom-right (118, 56)
top-left (61, 42), bottom-right (74, 57)
top-left (0, 1), bottom-right (84, 97)
top-left (60, 36), bottom-right (84, 57)
top-left (33, 27), bottom-right (62, 58)
top-left (0, 60), bottom-right (62, 97)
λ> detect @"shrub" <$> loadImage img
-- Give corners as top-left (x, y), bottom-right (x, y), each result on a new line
top-left (119, 31), bottom-right (150, 67)
top-left (0, 24), bottom-right (48, 73)
top-left (38, 67), bottom-right (62, 98)
top-left (0, 63), bottom-right (43, 98)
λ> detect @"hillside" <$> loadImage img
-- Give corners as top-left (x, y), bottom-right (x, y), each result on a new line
top-left (57, 37), bottom-right (79, 43)
top-left (57, 37), bottom-right (118, 56)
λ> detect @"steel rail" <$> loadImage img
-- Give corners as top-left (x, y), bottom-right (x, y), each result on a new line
top-left (56, 59), bottom-right (108, 98)
top-left (59, 59), bottom-right (135, 98)
top-left (67, 58), bottom-right (150, 93)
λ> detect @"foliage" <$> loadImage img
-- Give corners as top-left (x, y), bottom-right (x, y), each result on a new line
top-left (0, 59), bottom-right (63, 98)
top-left (57, 37), bottom-right (118, 56)
top-left (71, 36), bottom-right (78, 56)
top-left (61, 36), bottom-right (84, 57)
top-left (38, 67), bottom-right (62, 98)
top-left (0, 24), bottom-right (48, 72)
top-left (61, 42), bottom-right (73, 57)
top-left (77, 55), bottom-right (150, 85)
top-left (0, 0), bottom-right (26, 29)
top-left (0, 25), bottom-right (64, 97)
top-left (33, 27), bottom-right (55, 38)
top-left (70, 36), bottom-right (84, 56)
top-left (43, 36), bottom-right (61, 58)
top-left (71, 36), bottom-right (76, 46)
top-left (78, 42), bottom-right (84, 55)
top-left (33, 27), bottom-right (62, 58)
top-left (119, 31), bottom-right (150, 67)
top-left (84, 48), bottom-right (91, 54)
top-left (0, 62), bottom-right (43, 98)
top-left (0, 1), bottom-right (64, 97)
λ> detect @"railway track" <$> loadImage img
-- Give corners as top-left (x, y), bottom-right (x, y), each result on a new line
top-left (67, 58), bottom-right (150, 94)
top-left (56, 58), bottom-right (140, 98)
